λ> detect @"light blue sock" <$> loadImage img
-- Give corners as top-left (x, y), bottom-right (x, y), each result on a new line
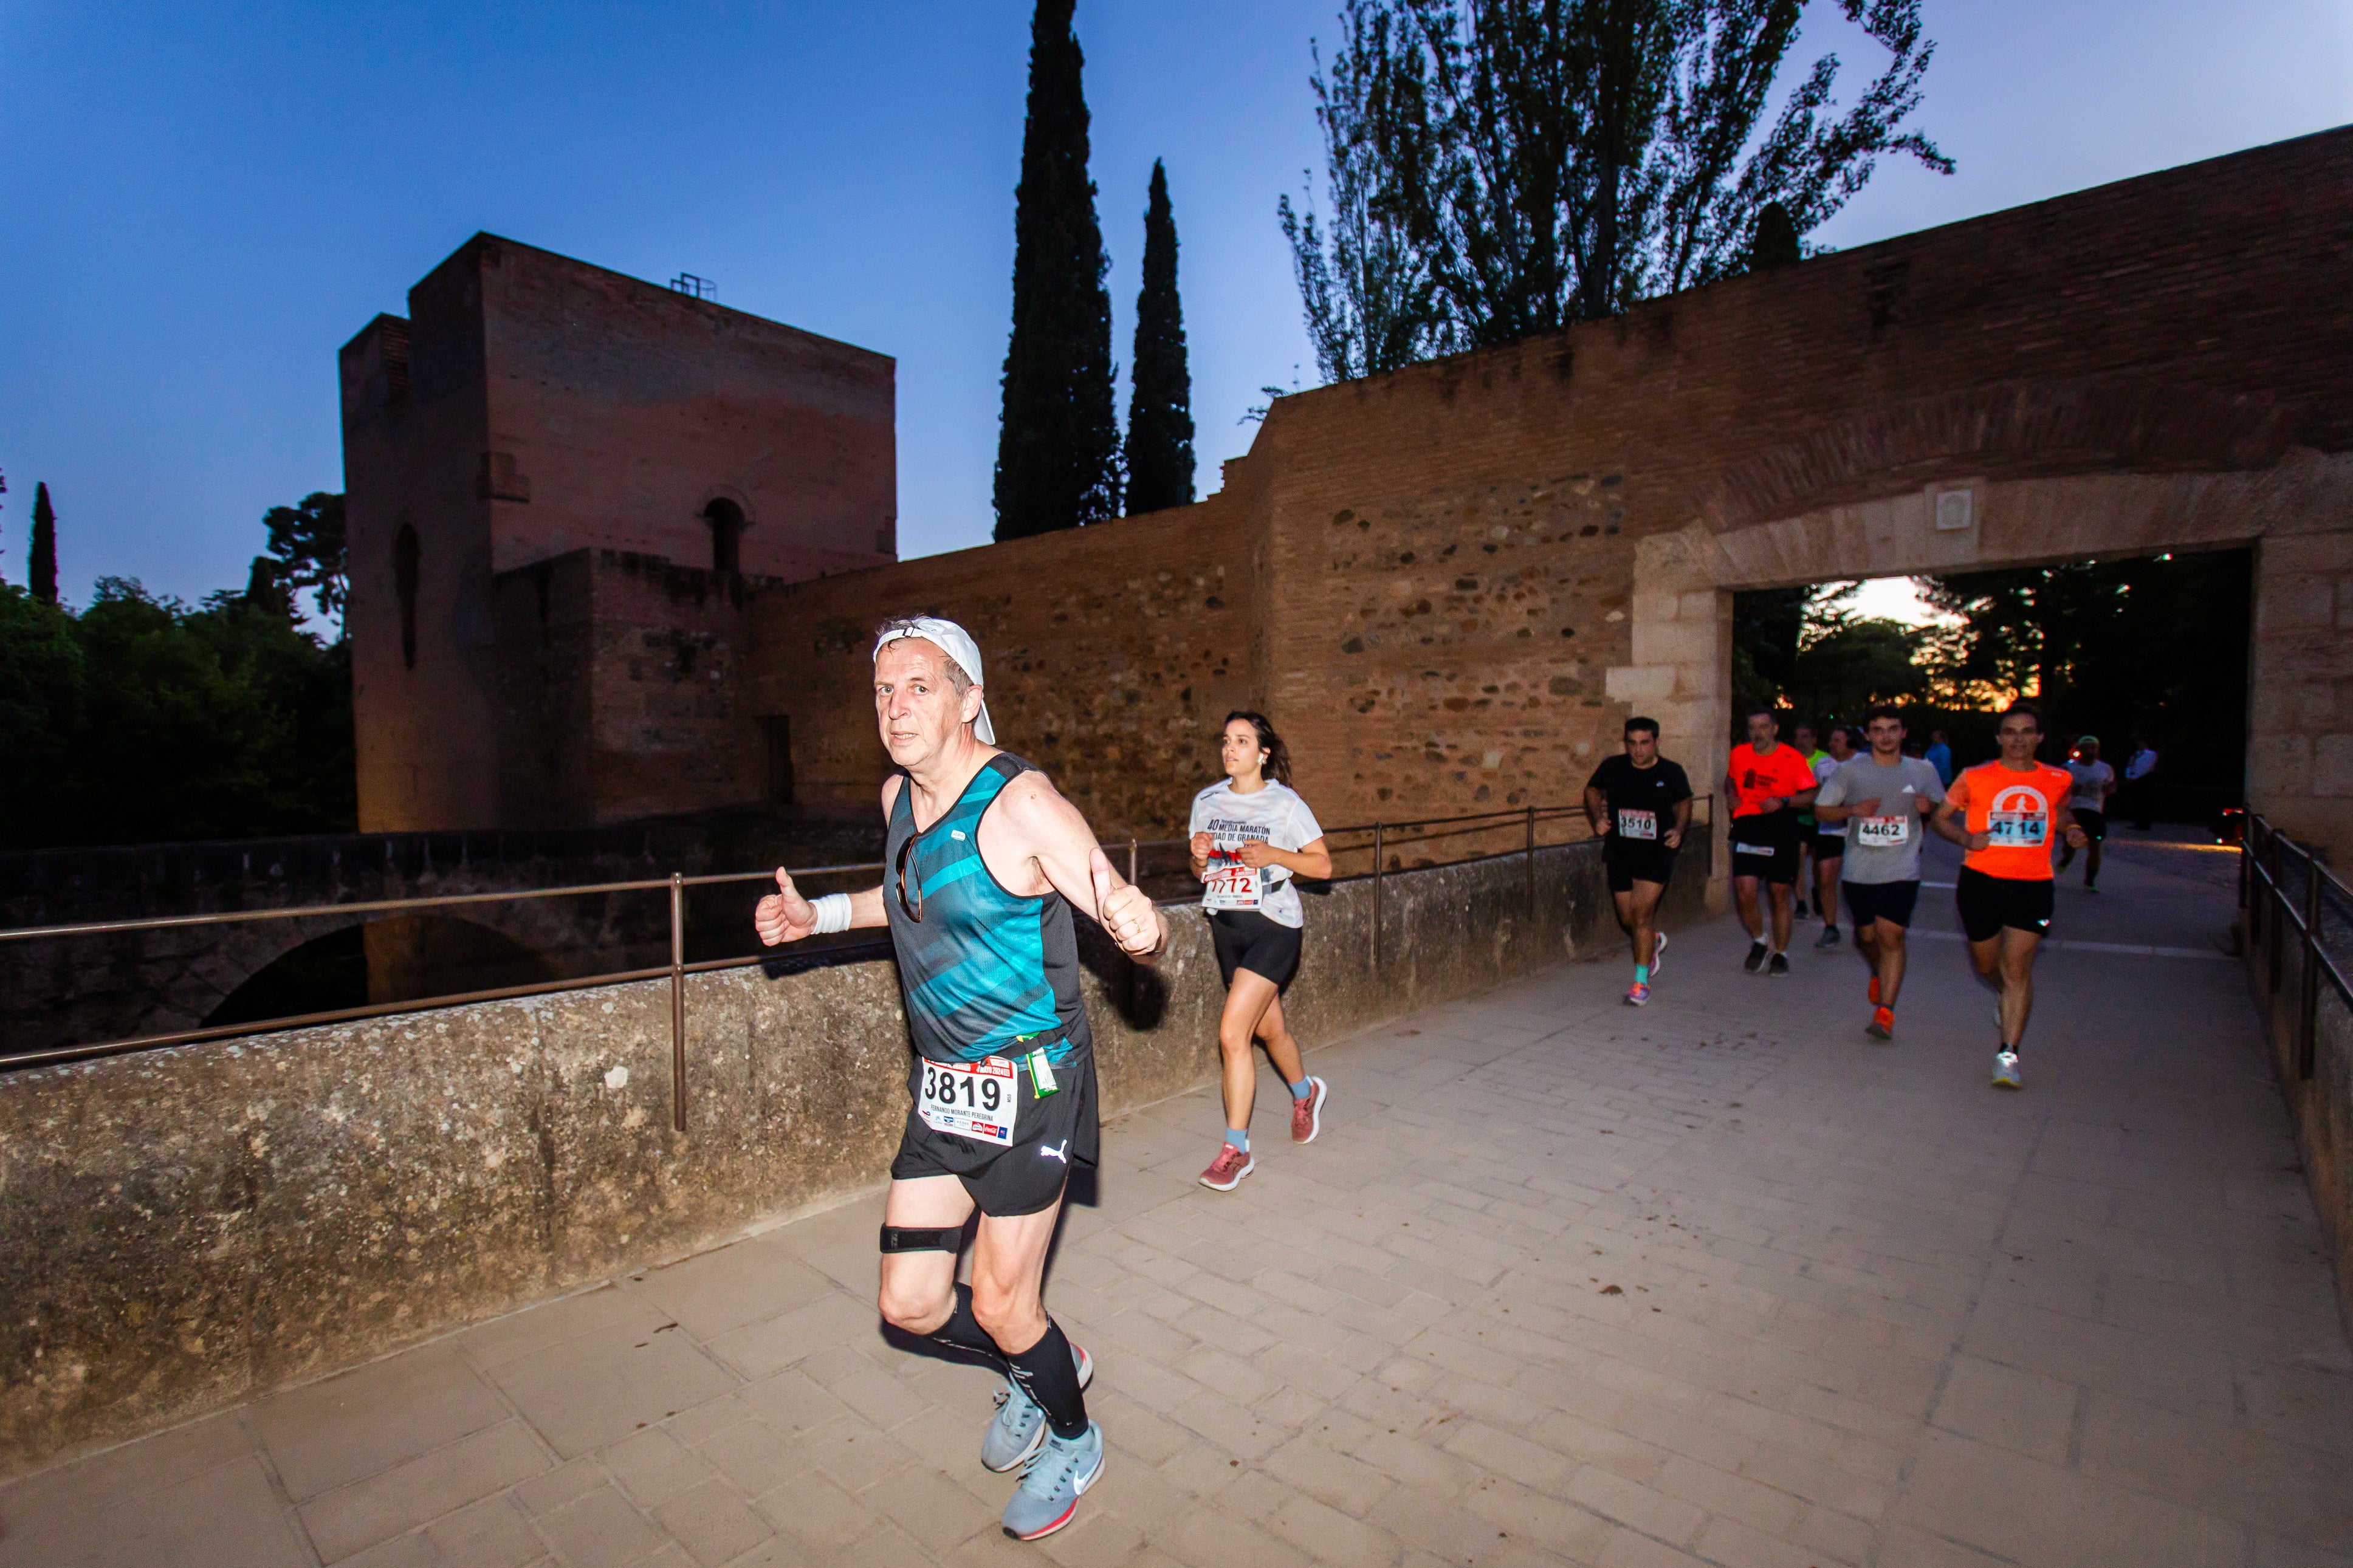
top-left (1635, 964), bottom-right (1649, 984)
top-left (1288, 1078), bottom-right (1314, 1101)
top-left (1226, 1127), bottom-right (1250, 1152)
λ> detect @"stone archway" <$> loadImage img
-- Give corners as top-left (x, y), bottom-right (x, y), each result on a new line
top-left (1608, 382), bottom-right (2353, 883)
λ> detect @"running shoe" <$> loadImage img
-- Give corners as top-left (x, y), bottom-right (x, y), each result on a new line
top-left (1868, 974), bottom-right (1881, 1007)
top-left (1767, 951), bottom-right (1790, 979)
top-left (1290, 1077), bottom-right (1328, 1144)
top-left (2085, 882), bottom-right (2100, 894)
top-left (1814, 926), bottom-right (1841, 950)
top-left (1198, 1143), bottom-right (1254, 1191)
top-left (1001, 1421), bottom-right (1105, 1541)
top-left (981, 1344), bottom-right (1095, 1473)
top-left (1743, 940), bottom-right (1768, 974)
top-left (1625, 981), bottom-right (1651, 1007)
top-left (1992, 1050), bottom-right (2022, 1090)
top-left (1866, 1006), bottom-right (1894, 1041)
top-left (1651, 930), bottom-right (1668, 975)
top-left (1794, 897), bottom-right (1809, 918)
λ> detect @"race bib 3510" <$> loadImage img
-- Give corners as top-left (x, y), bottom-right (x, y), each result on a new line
top-left (1616, 808), bottom-right (1657, 841)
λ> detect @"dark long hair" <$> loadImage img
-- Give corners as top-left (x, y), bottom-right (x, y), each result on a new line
top-left (1225, 710), bottom-right (1293, 787)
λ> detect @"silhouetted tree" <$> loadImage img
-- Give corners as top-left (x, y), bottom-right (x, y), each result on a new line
top-left (1287, 0), bottom-right (1951, 370)
top-left (1748, 200), bottom-right (1801, 270)
top-left (263, 491), bottom-right (347, 629)
top-left (1124, 161), bottom-right (1197, 513)
top-left (29, 482), bottom-right (57, 606)
top-left (995, 0), bottom-right (1122, 539)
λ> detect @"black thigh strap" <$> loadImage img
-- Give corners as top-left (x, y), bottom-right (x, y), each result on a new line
top-left (880, 1225), bottom-right (964, 1254)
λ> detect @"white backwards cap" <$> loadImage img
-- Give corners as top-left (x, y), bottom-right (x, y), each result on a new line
top-left (873, 617), bottom-right (995, 744)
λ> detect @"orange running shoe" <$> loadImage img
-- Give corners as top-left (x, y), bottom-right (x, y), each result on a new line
top-left (1866, 1006), bottom-right (1894, 1041)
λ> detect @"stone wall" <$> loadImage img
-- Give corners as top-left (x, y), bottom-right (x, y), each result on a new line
top-left (0, 837), bottom-right (1706, 1474)
top-left (737, 493), bottom-right (1260, 837)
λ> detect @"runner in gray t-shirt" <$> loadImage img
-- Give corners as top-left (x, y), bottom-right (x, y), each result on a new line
top-left (1812, 705), bottom-right (1946, 1041)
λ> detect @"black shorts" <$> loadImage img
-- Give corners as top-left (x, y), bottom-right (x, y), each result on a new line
top-left (1604, 837), bottom-right (1677, 892)
top-left (2073, 809), bottom-right (2106, 843)
top-left (1814, 830), bottom-right (1845, 861)
top-left (1210, 909), bottom-right (1303, 988)
top-left (1730, 810), bottom-right (1802, 885)
top-left (890, 1048), bottom-right (1099, 1217)
top-left (1843, 878), bottom-right (1920, 930)
top-left (1956, 867), bottom-right (2055, 943)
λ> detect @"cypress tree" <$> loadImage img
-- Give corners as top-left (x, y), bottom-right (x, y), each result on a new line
top-left (1749, 202), bottom-right (1801, 271)
top-left (1124, 160), bottom-right (1195, 514)
top-left (994, 0), bottom-right (1121, 539)
top-left (29, 482), bottom-right (57, 606)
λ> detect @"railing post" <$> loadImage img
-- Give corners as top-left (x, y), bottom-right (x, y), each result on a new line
top-left (1525, 804), bottom-right (1537, 921)
top-left (2301, 851), bottom-right (2323, 1081)
top-left (670, 871), bottom-right (688, 1132)
top-left (1372, 822), bottom-right (1386, 974)
top-left (2270, 834), bottom-right (2286, 997)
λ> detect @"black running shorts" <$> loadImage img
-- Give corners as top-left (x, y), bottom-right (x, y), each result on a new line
top-left (1210, 909), bottom-right (1303, 988)
top-left (1842, 878), bottom-right (1920, 930)
top-left (1730, 810), bottom-right (1802, 885)
top-left (890, 1049), bottom-right (1099, 1217)
top-left (1814, 829), bottom-right (1846, 861)
top-left (2073, 809), bottom-right (2106, 844)
top-left (1955, 867), bottom-right (2055, 943)
top-left (1604, 837), bottom-right (1677, 893)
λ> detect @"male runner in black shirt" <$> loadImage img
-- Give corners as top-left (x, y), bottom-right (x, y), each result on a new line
top-left (1584, 716), bottom-right (1693, 1005)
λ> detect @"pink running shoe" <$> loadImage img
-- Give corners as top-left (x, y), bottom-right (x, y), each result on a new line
top-left (1290, 1077), bottom-right (1328, 1144)
top-left (1625, 981), bottom-right (1651, 1007)
top-left (1198, 1143), bottom-right (1254, 1191)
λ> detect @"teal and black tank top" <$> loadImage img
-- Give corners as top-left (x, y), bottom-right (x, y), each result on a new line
top-left (884, 753), bottom-right (1091, 1067)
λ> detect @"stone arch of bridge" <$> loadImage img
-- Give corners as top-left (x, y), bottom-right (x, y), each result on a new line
top-left (1606, 377), bottom-right (2353, 892)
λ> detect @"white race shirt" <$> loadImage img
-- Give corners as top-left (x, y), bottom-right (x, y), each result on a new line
top-left (1188, 779), bottom-right (1325, 929)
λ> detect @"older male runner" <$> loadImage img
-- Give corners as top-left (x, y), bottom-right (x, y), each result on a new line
top-left (754, 616), bottom-right (1167, 1542)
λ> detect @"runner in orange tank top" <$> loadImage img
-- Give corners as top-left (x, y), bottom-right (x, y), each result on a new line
top-left (1931, 702), bottom-right (2087, 1090)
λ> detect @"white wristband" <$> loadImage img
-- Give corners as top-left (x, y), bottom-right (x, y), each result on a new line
top-left (811, 892), bottom-right (853, 935)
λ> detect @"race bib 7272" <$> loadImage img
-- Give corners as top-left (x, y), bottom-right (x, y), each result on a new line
top-left (1202, 851), bottom-right (1263, 911)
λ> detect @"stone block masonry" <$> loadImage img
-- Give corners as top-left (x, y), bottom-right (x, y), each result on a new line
top-left (0, 838), bottom-right (1708, 1473)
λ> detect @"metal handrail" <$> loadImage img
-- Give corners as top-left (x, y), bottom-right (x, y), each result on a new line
top-left (0, 793), bottom-right (1714, 1099)
top-left (2241, 814), bottom-right (2352, 1081)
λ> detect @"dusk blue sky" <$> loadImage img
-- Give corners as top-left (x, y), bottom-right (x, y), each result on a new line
top-left (3, 1), bottom-right (2349, 613)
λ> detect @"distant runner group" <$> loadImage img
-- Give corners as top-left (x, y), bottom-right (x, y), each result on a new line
top-left (749, 611), bottom-right (2103, 1545)
top-left (1584, 701), bottom-right (2089, 1090)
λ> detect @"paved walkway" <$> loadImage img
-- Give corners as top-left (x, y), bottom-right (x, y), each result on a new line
top-left (7, 832), bottom-right (2351, 1568)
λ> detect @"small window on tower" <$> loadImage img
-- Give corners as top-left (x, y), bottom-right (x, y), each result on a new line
top-left (394, 521), bottom-right (421, 671)
top-left (705, 498), bottom-right (745, 574)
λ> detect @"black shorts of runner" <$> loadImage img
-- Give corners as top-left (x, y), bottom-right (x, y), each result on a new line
top-left (1730, 810), bottom-right (1802, 885)
top-left (1955, 867), bottom-right (2055, 943)
top-left (890, 1049), bottom-right (1099, 1217)
top-left (2073, 809), bottom-right (2106, 844)
top-left (1210, 909), bottom-right (1304, 989)
top-left (1842, 878), bottom-right (1920, 930)
top-left (1604, 837), bottom-right (1677, 893)
top-left (1814, 829), bottom-right (1845, 862)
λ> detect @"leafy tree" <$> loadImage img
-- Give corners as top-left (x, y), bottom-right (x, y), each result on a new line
top-left (1280, 2), bottom-right (1453, 380)
top-left (29, 482), bottom-right (57, 606)
top-left (1286, 0), bottom-right (1951, 368)
top-left (1785, 612), bottom-right (1931, 720)
top-left (263, 490), bottom-right (347, 629)
top-left (1124, 160), bottom-right (1197, 513)
top-left (995, 0), bottom-right (1122, 539)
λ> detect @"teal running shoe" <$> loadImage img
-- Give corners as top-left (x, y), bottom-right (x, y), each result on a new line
top-left (1001, 1420), bottom-right (1105, 1541)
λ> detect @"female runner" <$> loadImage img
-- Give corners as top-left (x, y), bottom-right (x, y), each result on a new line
top-left (1188, 713), bottom-right (1335, 1191)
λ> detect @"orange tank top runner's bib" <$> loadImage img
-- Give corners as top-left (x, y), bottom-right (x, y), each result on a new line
top-left (1946, 762), bottom-right (2074, 881)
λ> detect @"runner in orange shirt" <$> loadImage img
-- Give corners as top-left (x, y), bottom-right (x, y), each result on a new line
top-left (1725, 707), bottom-right (1821, 977)
top-left (1931, 702), bottom-right (2087, 1090)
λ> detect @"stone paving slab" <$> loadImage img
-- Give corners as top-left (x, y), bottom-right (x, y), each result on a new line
top-left (4, 831), bottom-right (2349, 1567)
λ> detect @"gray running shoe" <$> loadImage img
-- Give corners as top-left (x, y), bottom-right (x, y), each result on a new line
top-left (981, 1343), bottom-right (1093, 1473)
top-left (1001, 1421), bottom-right (1105, 1541)
top-left (1650, 930), bottom-right (1667, 976)
top-left (1814, 925), bottom-right (1841, 950)
top-left (1992, 1050), bottom-right (2022, 1090)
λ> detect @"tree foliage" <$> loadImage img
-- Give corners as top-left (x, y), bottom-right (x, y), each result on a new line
top-left (1125, 160), bottom-right (1197, 513)
top-left (29, 481), bottom-right (57, 606)
top-left (263, 490), bottom-right (348, 629)
top-left (1284, 0), bottom-right (1950, 372)
top-left (995, 0), bottom-right (1123, 539)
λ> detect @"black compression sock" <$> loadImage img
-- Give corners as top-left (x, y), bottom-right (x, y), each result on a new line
top-left (926, 1282), bottom-right (1008, 1373)
top-left (1005, 1320), bottom-right (1089, 1439)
